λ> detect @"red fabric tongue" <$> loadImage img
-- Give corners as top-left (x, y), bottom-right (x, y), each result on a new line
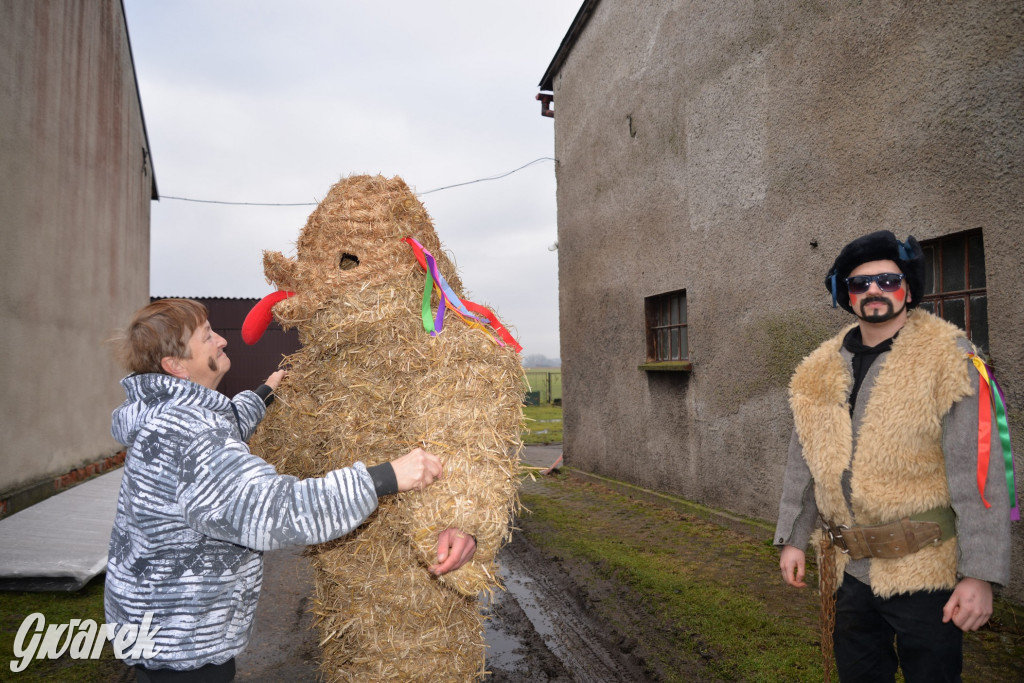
top-left (242, 291), bottom-right (295, 344)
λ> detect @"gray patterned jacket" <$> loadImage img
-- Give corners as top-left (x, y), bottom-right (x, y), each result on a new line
top-left (105, 373), bottom-right (379, 670)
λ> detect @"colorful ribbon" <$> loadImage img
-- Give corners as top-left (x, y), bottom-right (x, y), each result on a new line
top-left (402, 236), bottom-right (522, 353)
top-left (967, 353), bottom-right (1019, 521)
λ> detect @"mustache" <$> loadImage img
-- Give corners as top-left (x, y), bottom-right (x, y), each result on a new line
top-left (860, 296), bottom-right (890, 306)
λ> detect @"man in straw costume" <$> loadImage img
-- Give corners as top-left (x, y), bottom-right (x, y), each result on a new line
top-left (105, 298), bottom-right (451, 682)
top-left (247, 174), bottom-right (525, 681)
top-left (774, 230), bottom-right (1013, 681)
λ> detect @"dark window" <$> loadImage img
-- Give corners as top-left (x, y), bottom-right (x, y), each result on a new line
top-left (645, 290), bottom-right (688, 362)
top-left (919, 229), bottom-right (988, 354)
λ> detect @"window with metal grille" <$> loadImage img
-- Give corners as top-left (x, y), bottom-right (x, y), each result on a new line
top-left (919, 228), bottom-right (988, 354)
top-left (645, 290), bottom-right (688, 363)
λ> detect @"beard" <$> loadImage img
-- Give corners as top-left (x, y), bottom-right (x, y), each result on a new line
top-left (856, 296), bottom-right (904, 323)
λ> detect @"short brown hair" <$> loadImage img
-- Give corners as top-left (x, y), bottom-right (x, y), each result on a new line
top-left (116, 299), bottom-right (208, 374)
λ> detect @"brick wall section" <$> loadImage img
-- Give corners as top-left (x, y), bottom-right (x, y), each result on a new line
top-left (0, 451), bottom-right (126, 520)
top-left (53, 451), bottom-right (127, 491)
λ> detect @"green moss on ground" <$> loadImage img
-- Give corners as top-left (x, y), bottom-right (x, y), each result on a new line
top-left (0, 575), bottom-right (127, 681)
top-left (518, 472), bottom-right (1024, 682)
top-left (522, 404), bottom-right (563, 445)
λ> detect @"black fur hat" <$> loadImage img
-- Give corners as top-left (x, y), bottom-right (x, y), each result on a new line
top-left (825, 230), bottom-right (925, 314)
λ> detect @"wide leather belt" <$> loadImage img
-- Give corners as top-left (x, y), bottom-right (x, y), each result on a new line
top-left (819, 506), bottom-right (955, 560)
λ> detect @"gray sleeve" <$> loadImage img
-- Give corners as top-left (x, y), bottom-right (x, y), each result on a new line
top-left (230, 390), bottom-right (267, 441)
top-left (943, 359), bottom-right (1011, 586)
top-left (177, 429), bottom-right (379, 551)
top-left (774, 428), bottom-right (820, 550)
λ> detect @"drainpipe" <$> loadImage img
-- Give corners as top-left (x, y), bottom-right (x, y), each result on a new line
top-left (536, 92), bottom-right (554, 118)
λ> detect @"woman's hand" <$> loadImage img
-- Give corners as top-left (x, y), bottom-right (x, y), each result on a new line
top-left (264, 369), bottom-right (288, 391)
top-left (390, 448), bottom-right (443, 492)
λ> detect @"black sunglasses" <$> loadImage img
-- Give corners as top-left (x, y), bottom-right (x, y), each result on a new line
top-left (845, 273), bottom-right (905, 295)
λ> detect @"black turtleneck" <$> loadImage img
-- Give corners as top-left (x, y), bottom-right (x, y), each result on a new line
top-left (843, 327), bottom-right (898, 415)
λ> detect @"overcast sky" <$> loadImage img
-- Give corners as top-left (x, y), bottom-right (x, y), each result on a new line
top-left (122, 1), bottom-right (580, 361)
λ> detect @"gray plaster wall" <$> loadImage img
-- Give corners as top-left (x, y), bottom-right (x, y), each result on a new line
top-left (0, 0), bottom-right (152, 498)
top-left (550, 1), bottom-right (1024, 599)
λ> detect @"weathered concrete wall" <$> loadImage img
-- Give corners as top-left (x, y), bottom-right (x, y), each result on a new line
top-left (551, 1), bottom-right (1024, 599)
top-left (0, 0), bottom-right (152, 502)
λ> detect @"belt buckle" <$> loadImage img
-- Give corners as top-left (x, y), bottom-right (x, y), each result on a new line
top-left (821, 517), bottom-right (851, 554)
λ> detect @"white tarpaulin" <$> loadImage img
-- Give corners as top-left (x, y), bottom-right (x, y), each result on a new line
top-left (0, 469), bottom-right (122, 591)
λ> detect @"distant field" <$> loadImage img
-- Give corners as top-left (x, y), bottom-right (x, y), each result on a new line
top-left (523, 369), bottom-right (561, 406)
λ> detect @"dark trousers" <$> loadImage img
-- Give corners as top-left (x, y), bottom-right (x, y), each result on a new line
top-left (133, 658), bottom-right (235, 683)
top-left (834, 574), bottom-right (962, 683)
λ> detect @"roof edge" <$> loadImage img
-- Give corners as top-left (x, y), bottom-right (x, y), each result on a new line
top-left (538, 0), bottom-right (602, 92)
top-left (119, 0), bottom-right (158, 200)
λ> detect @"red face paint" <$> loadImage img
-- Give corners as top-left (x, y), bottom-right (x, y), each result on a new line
top-left (892, 288), bottom-right (906, 302)
top-left (849, 292), bottom-right (858, 305)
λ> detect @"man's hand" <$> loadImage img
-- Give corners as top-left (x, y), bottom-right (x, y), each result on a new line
top-left (390, 448), bottom-right (443, 492)
top-left (265, 369), bottom-right (288, 391)
top-left (780, 545), bottom-right (807, 588)
top-left (429, 527), bottom-right (477, 575)
top-left (942, 577), bottom-right (993, 631)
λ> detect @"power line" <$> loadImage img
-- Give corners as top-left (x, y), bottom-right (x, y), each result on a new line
top-left (159, 196), bottom-right (314, 206)
top-left (416, 157), bottom-right (554, 196)
top-left (159, 157), bottom-right (556, 206)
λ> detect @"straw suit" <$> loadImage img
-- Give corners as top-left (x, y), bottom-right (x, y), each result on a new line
top-left (249, 174), bottom-right (524, 681)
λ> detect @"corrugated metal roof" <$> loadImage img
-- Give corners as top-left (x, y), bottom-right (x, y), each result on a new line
top-left (150, 297), bottom-right (300, 398)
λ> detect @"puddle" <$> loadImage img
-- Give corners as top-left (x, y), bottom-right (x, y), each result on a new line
top-left (482, 563), bottom-right (530, 673)
top-left (482, 619), bottom-right (526, 671)
top-left (492, 544), bottom-right (638, 681)
top-left (501, 562), bottom-right (559, 650)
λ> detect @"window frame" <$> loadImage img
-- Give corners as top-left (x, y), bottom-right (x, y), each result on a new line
top-left (641, 289), bottom-right (691, 372)
top-left (918, 228), bottom-right (988, 354)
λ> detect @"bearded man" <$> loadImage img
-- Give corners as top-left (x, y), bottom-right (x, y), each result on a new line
top-left (774, 231), bottom-right (1011, 682)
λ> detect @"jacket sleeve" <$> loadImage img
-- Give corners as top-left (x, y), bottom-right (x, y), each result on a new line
top-left (774, 428), bottom-right (820, 550)
top-left (943, 358), bottom-right (1012, 587)
top-left (229, 390), bottom-right (267, 441)
top-left (175, 422), bottom-right (379, 551)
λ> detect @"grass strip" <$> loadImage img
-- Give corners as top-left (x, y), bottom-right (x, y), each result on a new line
top-left (519, 473), bottom-right (1024, 681)
top-left (0, 575), bottom-right (126, 681)
top-left (521, 476), bottom-right (828, 682)
top-left (521, 405), bottom-right (563, 445)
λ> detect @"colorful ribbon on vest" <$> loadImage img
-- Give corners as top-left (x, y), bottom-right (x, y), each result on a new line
top-left (967, 353), bottom-right (1019, 521)
top-left (402, 236), bottom-right (522, 353)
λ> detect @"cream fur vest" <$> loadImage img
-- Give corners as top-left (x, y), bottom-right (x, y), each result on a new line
top-left (789, 310), bottom-right (973, 598)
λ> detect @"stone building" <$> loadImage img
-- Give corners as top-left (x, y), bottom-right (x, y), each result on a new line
top-left (539, 1), bottom-right (1024, 599)
top-left (0, 0), bottom-right (154, 513)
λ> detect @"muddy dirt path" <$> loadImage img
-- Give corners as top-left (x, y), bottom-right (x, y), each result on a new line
top-left (484, 532), bottom-right (649, 682)
top-left (239, 532), bottom-right (645, 682)
top-left (239, 469), bottom-right (1024, 681)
